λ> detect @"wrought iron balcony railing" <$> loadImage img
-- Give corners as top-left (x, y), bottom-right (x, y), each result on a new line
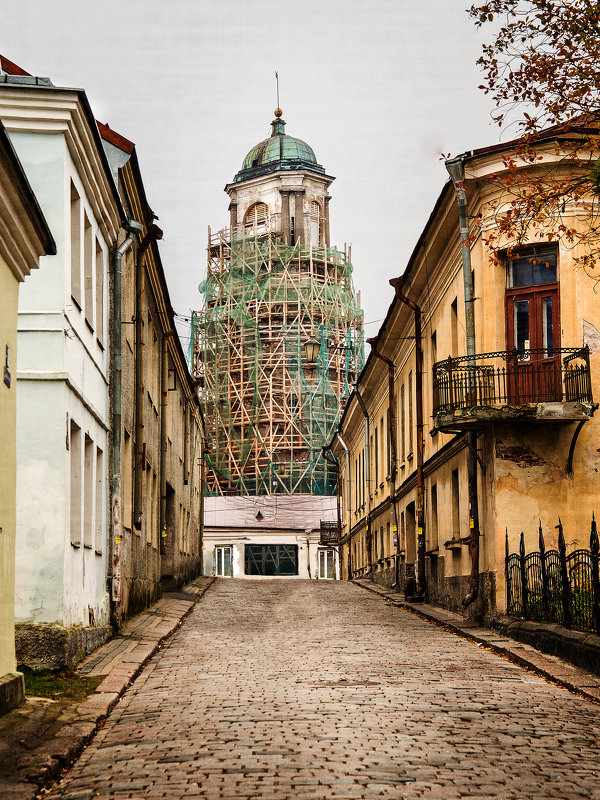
top-left (433, 347), bottom-right (593, 418)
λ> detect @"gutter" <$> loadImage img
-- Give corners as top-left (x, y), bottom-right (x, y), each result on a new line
top-left (446, 156), bottom-right (480, 608)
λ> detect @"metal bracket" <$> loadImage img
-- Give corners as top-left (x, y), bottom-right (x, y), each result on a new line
top-left (566, 419), bottom-right (586, 477)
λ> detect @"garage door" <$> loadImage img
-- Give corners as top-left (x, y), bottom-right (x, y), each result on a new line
top-left (244, 544), bottom-right (298, 576)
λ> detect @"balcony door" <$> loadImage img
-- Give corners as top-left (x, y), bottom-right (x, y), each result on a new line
top-left (505, 248), bottom-right (561, 402)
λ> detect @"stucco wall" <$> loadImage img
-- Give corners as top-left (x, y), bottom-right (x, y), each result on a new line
top-left (0, 258), bottom-right (19, 677)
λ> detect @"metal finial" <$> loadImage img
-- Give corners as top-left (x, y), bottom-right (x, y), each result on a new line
top-left (275, 71), bottom-right (281, 116)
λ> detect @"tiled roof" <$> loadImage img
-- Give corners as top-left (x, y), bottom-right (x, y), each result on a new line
top-left (97, 121), bottom-right (135, 154)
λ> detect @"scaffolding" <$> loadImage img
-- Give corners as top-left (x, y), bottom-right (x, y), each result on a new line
top-left (191, 221), bottom-right (364, 496)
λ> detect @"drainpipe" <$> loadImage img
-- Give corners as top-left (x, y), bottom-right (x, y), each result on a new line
top-left (133, 224), bottom-right (163, 529)
top-left (354, 388), bottom-right (372, 574)
top-left (111, 219), bottom-right (142, 617)
top-left (160, 332), bottom-right (174, 557)
top-left (322, 445), bottom-right (342, 579)
top-left (335, 430), bottom-right (352, 579)
top-left (446, 156), bottom-right (480, 608)
top-left (373, 292), bottom-right (425, 597)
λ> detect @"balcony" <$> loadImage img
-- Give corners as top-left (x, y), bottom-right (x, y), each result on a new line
top-left (432, 347), bottom-right (595, 432)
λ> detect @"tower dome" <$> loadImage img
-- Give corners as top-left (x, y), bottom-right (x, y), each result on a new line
top-left (234, 111), bottom-right (325, 183)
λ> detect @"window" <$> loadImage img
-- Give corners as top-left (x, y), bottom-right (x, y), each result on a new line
top-left (123, 429), bottom-right (132, 530)
top-left (244, 202), bottom-right (268, 235)
top-left (386, 409), bottom-right (391, 477)
top-left (451, 298), bottom-right (458, 357)
top-left (95, 238), bottom-right (104, 344)
top-left (245, 544), bottom-right (298, 576)
top-left (309, 200), bottom-right (321, 246)
top-left (84, 435), bottom-right (94, 547)
top-left (430, 483), bottom-right (438, 548)
top-left (95, 448), bottom-right (104, 553)
top-left (408, 370), bottom-right (413, 457)
top-left (70, 182), bottom-right (81, 307)
top-left (374, 428), bottom-right (378, 487)
top-left (400, 384), bottom-right (406, 462)
top-left (70, 420), bottom-right (82, 545)
top-left (380, 527), bottom-right (384, 560)
top-left (508, 247), bottom-right (557, 288)
top-left (84, 213), bottom-right (93, 329)
top-left (451, 468), bottom-right (460, 540)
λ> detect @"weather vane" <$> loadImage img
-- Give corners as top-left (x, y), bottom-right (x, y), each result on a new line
top-left (275, 70), bottom-right (280, 112)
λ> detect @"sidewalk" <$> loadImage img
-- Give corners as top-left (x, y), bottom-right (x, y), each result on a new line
top-left (0, 577), bottom-right (215, 800)
top-left (353, 578), bottom-right (600, 703)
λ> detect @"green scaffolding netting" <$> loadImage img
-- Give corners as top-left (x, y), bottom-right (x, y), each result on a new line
top-left (190, 233), bottom-right (364, 496)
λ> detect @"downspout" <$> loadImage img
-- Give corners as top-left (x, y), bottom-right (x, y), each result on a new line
top-left (335, 430), bottom-right (352, 579)
top-left (110, 219), bottom-right (142, 621)
top-left (133, 225), bottom-right (163, 529)
top-left (160, 332), bottom-right (174, 557)
top-left (322, 445), bottom-right (342, 579)
top-left (446, 156), bottom-right (480, 608)
top-left (371, 296), bottom-right (425, 597)
top-left (354, 388), bottom-right (372, 574)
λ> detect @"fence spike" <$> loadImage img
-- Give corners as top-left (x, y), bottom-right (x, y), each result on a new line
top-left (591, 515), bottom-right (599, 555)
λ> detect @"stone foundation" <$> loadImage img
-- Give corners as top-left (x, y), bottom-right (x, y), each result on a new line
top-left (0, 671), bottom-right (25, 715)
top-left (362, 558), bottom-right (497, 626)
top-left (15, 623), bottom-right (112, 671)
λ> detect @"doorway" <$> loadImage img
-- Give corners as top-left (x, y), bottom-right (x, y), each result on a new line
top-left (215, 546), bottom-right (232, 577)
top-left (318, 549), bottom-right (336, 579)
top-left (505, 247), bottom-right (561, 402)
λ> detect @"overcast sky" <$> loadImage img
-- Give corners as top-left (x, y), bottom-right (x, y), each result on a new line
top-left (4, 0), bottom-right (501, 353)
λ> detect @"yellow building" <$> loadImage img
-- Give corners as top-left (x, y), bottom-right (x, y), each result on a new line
top-left (329, 129), bottom-right (599, 622)
top-left (0, 122), bottom-right (55, 712)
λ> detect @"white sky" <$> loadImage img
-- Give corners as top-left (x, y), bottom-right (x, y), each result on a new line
top-left (3, 0), bottom-right (501, 353)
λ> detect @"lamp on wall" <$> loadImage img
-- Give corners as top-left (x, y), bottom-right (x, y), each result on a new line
top-left (303, 336), bottom-right (321, 364)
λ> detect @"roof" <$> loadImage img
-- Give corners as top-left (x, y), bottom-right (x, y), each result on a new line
top-left (234, 113), bottom-right (325, 183)
top-left (0, 55), bottom-right (30, 76)
top-left (204, 495), bottom-right (337, 530)
top-left (97, 121), bottom-right (135, 154)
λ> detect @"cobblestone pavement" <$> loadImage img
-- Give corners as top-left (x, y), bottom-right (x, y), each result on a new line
top-left (50, 580), bottom-right (600, 799)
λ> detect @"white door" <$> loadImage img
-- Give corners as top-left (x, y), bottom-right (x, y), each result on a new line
top-left (319, 549), bottom-right (335, 580)
top-left (215, 546), bottom-right (232, 577)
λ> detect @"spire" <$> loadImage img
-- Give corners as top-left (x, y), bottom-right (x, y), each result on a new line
top-left (271, 107), bottom-right (285, 137)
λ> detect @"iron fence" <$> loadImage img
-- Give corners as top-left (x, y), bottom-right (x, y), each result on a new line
top-left (433, 347), bottom-right (592, 416)
top-left (506, 517), bottom-right (600, 634)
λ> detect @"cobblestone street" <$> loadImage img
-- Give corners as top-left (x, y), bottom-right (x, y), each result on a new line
top-left (50, 580), bottom-right (600, 799)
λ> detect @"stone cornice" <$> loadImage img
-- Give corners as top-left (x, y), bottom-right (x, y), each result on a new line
top-left (0, 84), bottom-right (124, 244)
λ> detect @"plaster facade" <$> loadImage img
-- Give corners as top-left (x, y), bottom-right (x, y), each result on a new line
top-left (0, 120), bottom-right (54, 711)
top-left (330, 135), bottom-right (600, 622)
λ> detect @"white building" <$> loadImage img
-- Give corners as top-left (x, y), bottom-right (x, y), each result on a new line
top-left (0, 67), bottom-right (124, 667)
top-left (204, 496), bottom-right (339, 580)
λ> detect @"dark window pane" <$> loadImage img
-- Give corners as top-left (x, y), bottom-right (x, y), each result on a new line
top-left (514, 300), bottom-right (530, 356)
top-left (510, 249), bottom-right (557, 287)
top-left (244, 544), bottom-right (298, 576)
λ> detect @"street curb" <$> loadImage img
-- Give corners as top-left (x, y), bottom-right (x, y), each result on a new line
top-left (351, 579), bottom-right (600, 706)
top-left (30, 577), bottom-right (216, 800)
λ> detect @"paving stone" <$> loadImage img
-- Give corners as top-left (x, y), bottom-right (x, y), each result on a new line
top-left (49, 580), bottom-right (600, 799)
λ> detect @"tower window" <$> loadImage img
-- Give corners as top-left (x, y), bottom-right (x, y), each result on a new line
top-left (244, 202), bottom-right (268, 235)
top-left (309, 200), bottom-right (321, 246)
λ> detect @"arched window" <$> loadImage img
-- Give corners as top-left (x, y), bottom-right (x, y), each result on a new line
top-left (244, 202), bottom-right (268, 235)
top-left (309, 200), bottom-right (321, 246)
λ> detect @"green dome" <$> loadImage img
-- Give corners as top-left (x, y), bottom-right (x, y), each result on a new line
top-left (234, 114), bottom-right (325, 183)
